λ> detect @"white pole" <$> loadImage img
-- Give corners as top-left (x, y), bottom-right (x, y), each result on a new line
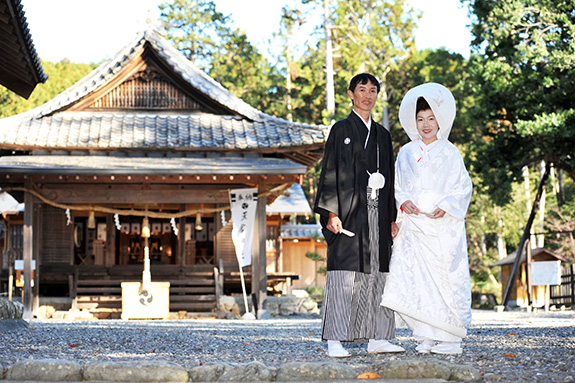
top-left (544, 285), bottom-right (550, 312)
top-left (239, 265), bottom-right (255, 320)
top-left (142, 237), bottom-right (151, 291)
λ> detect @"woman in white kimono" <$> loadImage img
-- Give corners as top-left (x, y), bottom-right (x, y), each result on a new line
top-left (380, 83), bottom-right (473, 355)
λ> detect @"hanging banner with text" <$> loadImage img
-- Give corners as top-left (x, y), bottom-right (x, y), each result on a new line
top-left (229, 188), bottom-right (258, 268)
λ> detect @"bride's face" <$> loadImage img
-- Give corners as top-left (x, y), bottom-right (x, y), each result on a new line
top-left (416, 109), bottom-right (439, 145)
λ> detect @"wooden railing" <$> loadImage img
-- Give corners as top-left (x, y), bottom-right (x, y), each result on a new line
top-left (550, 264), bottom-right (575, 307)
top-left (72, 265), bottom-right (218, 313)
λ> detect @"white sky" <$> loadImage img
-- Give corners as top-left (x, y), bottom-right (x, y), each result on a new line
top-left (21, 0), bottom-right (473, 64)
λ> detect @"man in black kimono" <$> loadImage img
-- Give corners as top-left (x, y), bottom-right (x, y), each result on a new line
top-left (314, 73), bottom-right (403, 357)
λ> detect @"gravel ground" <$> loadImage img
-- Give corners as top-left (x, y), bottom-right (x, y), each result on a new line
top-left (0, 309), bottom-right (574, 382)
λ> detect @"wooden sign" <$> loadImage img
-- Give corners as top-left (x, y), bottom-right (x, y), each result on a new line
top-left (531, 260), bottom-right (562, 286)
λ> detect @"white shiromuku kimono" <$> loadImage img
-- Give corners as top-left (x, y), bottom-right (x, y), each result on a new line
top-left (380, 138), bottom-right (473, 342)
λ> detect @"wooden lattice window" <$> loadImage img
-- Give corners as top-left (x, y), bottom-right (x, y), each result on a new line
top-left (41, 205), bottom-right (73, 264)
top-left (92, 69), bottom-right (201, 110)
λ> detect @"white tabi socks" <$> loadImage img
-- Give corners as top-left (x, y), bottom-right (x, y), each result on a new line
top-left (327, 340), bottom-right (351, 358)
top-left (430, 341), bottom-right (462, 355)
top-left (367, 339), bottom-right (406, 353)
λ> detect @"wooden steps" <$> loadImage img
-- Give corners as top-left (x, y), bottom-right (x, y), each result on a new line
top-left (73, 266), bottom-right (218, 313)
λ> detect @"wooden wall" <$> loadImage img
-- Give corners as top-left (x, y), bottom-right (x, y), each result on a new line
top-left (215, 218), bottom-right (238, 268)
top-left (499, 254), bottom-right (565, 307)
top-left (41, 205), bottom-right (73, 264)
top-left (281, 239), bottom-right (326, 290)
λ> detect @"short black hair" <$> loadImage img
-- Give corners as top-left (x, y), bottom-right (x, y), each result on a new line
top-left (349, 73), bottom-right (380, 93)
top-left (416, 97), bottom-right (431, 114)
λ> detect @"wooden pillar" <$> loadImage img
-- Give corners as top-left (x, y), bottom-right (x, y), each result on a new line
top-left (278, 236), bottom-right (284, 273)
top-left (571, 264), bottom-right (575, 307)
top-left (526, 239), bottom-right (533, 306)
top-left (23, 181), bottom-right (34, 319)
top-left (252, 178), bottom-right (268, 317)
top-left (105, 213), bottom-right (116, 266)
top-left (178, 205), bottom-right (186, 267)
top-left (32, 202), bottom-right (40, 314)
top-left (6, 220), bottom-right (13, 301)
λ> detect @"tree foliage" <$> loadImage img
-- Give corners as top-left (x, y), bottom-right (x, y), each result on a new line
top-left (209, 29), bottom-right (279, 113)
top-left (328, 0), bottom-right (418, 125)
top-left (0, 60), bottom-right (96, 118)
top-left (159, 0), bottom-right (284, 115)
top-left (159, 0), bottom-right (231, 69)
top-left (465, 0), bottom-right (575, 205)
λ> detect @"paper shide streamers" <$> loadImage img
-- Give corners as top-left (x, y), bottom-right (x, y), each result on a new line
top-left (220, 210), bottom-right (228, 227)
top-left (114, 214), bottom-right (122, 230)
top-left (170, 217), bottom-right (179, 236)
top-left (65, 209), bottom-right (72, 226)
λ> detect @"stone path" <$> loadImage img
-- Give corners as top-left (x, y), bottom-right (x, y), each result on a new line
top-left (0, 307), bottom-right (573, 382)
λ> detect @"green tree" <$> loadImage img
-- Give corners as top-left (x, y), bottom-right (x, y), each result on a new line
top-left (290, 45), bottom-right (331, 125)
top-left (159, 0), bottom-right (231, 70)
top-left (329, 0), bottom-right (418, 127)
top-left (464, 0), bottom-right (575, 205)
top-left (209, 29), bottom-right (278, 113)
top-left (0, 59), bottom-right (96, 118)
top-left (463, 0), bottom-right (575, 303)
top-left (159, 0), bottom-right (287, 117)
top-left (274, 7), bottom-right (306, 121)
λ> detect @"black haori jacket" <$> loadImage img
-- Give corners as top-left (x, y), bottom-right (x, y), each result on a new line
top-left (314, 112), bottom-right (396, 273)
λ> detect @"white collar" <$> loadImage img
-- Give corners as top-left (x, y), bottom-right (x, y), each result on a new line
top-left (419, 139), bottom-right (441, 151)
top-left (353, 109), bottom-right (372, 149)
top-left (353, 109), bottom-right (371, 130)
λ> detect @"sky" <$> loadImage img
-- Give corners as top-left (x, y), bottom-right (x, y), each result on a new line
top-left (21, 0), bottom-right (473, 65)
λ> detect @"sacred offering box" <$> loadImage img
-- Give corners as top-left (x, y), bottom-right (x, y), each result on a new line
top-left (121, 282), bottom-right (170, 320)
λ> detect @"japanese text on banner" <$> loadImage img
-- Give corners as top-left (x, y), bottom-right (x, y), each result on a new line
top-left (229, 188), bottom-right (258, 267)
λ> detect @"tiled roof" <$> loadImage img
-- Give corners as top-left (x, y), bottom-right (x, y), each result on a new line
top-left (0, 112), bottom-right (325, 150)
top-left (267, 183), bottom-right (312, 215)
top-left (280, 224), bottom-right (323, 239)
top-left (0, 28), bottom-right (328, 153)
top-left (489, 247), bottom-right (571, 267)
top-left (0, 155), bottom-right (306, 175)
top-left (0, 0), bottom-right (47, 98)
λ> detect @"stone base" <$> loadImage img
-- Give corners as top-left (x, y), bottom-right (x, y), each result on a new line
top-left (0, 298), bottom-right (24, 319)
top-left (494, 305), bottom-right (505, 313)
top-left (218, 294), bottom-right (320, 318)
top-left (121, 282), bottom-right (170, 320)
top-left (0, 319), bottom-right (28, 331)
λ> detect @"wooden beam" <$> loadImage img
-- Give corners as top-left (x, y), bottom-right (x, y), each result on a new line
top-left (37, 186), bottom-right (231, 204)
top-left (0, 173), bottom-right (299, 185)
top-left (105, 212), bottom-right (116, 267)
top-left (252, 177), bottom-right (268, 317)
top-left (23, 180), bottom-right (34, 319)
top-left (178, 206), bottom-right (186, 267)
top-left (33, 202), bottom-right (40, 313)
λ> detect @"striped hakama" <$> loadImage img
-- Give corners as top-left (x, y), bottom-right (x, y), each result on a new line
top-left (321, 187), bottom-right (396, 342)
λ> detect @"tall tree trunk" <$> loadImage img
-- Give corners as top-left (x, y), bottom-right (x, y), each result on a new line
top-left (537, 160), bottom-right (546, 248)
top-left (497, 216), bottom-right (507, 259)
top-left (522, 165), bottom-right (537, 248)
top-left (380, 80), bottom-right (390, 131)
top-left (480, 216), bottom-right (487, 255)
top-left (558, 168), bottom-right (565, 206)
top-left (286, 57), bottom-right (293, 122)
top-left (324, 0), bottom-right (335, 117)
top-left (502, 162), bottom-right (550, 306)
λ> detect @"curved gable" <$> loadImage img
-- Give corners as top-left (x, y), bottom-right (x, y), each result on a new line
top-left (66, 42), bottom-right (233, 115)
top-left (0, 26), bottom-right (328, 167)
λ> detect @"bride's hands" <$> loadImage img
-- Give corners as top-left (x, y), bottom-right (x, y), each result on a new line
top-left (401, 200), bottom-right (420, 215)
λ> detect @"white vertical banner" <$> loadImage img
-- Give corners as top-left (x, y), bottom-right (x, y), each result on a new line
top-left (229, 188), bottom-right (259, 268)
